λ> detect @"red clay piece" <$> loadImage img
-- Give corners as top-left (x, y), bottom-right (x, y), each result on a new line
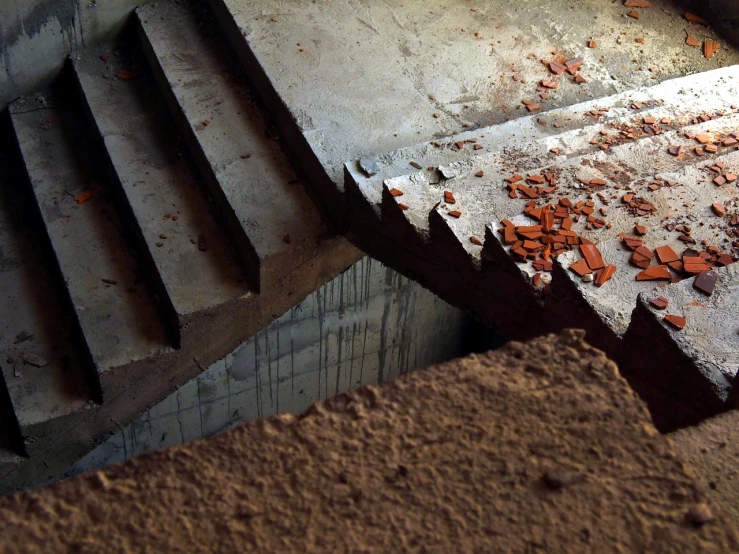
top-left (649, 297), bottom-right (668, 310)
top-left (596, 265), bottom-right (616, 287)
top-left (655, 245), bottom-right (679, 264)
top-left (636, 265), bottom-right (672, 281)
top-left (389, 188), bottom-right (404, 197)
top-left (693, 270), bottom-right (718, 295)
top-left (664, 314), bottom-right (687, 330)
top-left (580, 244), bottom-right (605, 271)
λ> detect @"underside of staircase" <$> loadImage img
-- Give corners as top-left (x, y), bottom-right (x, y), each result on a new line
top-left (0, 0), bottom-right (363, 493)
top-left (2, 0), bottom-right (739, 493)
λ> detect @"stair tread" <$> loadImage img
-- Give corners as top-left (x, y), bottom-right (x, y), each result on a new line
top-left (0, 153), bottom-right (92, 434)
top-left (347, 66), bottom-right (739, 219)
top-left (138, 0), bottom-right (324, 290)
top-left (10, 95), bottom-right (172, 376)
top-left (74, 48), bottom-right (248, 318)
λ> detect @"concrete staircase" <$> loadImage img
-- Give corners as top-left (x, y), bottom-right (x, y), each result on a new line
top-left (203, 0), bottom-right (739, 431)
top-left (0, 1), bottom-right (360, 492)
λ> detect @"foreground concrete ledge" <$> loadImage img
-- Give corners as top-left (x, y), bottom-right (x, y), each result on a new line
top-left (0, 330), bottom-right (734, 553)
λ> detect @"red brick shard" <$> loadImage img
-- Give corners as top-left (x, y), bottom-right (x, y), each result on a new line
top-left (684, 12), bottom-right (709, 25)
top-left (596, 265), bottom-right (616, 287)
top-left (625, 0), bottom-right (651, 6)
top-left (631, 246), bottom-right (654, 269)
top-left (693, 270), bottom-right (718, 295)
top-left (664, 314), bottom-right (687, 330)
top-left (389, 188), bottom-right (404, 197)
top-left (654, 245), bottom-right (679, 264)
top-left (636, 265), bottom-right (672, 281)
top-left (569, 259), bottom-right (592, 277)
top-left (580, 244), bottom-right (605, 271)
top-left (444, 191), bottom-right (456, 204)
top-left (448, 210), bottom-right (462, 218)
top-left (649, 297), bottom-right (668, 310)
top-left (549, 61), bottom-right (567, 75)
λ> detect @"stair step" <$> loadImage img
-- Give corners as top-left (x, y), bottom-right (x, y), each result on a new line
top-left (72, 44), bottom-right (249, 342)
top-left (347, 66), bottom-right (739, 224)
top-left (136, 0), bottom-right (324, 293)
top-left (0, 131), bottom-right (94, 452)
top-left (623, 263), bottom-right (739, 430)
top-left (9, 92), bottom-right (174, 399)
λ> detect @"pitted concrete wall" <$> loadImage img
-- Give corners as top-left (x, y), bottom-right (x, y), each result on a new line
top-left (0, 0), bottom-right (146, 107)
top-left (64, 257), bottom-right (472, 477)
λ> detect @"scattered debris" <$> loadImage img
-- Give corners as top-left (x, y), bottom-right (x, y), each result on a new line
top-left (20, 352), bottom-right (48, 368)
top-left (664, 314), bottom-right (687, 330)
top-left (684, 12), bottom-right (710, 26)
top-left (75, 191), bottom-right (93, 204)
top-left (649, 297), bottom-right (668, 310)
top-left (114, 69), bottom-right (138, 81)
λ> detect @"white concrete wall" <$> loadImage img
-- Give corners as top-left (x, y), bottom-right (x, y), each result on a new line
top-left (66, 257), bottom-right (472, 475)
top-left (0, 0), bottom-right (146, 107)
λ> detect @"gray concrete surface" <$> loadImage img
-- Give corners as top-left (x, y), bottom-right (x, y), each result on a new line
top-left (74, 45), bottom-right (248, 325)
top-left (0, 0), bottom-right (148, 108)
top-left (10, 94), bottom-right (174, 390)
top-left (138, 2), bottom-right (324, 293)
top-left (64, 256), bottom-right (471, 477)
top-left (216, 0), bottom-right (739, 208)
top-left (0, 135), bottom-right (93, 451)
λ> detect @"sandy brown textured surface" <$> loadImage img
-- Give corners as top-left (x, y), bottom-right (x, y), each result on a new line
top-left (671, 409), bottom-right (739, 529)
top-left (0, 330), bottom-right (734, 553)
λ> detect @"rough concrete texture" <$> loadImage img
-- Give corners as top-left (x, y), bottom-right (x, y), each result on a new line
top-left (0, 330), bottom-right (735, 553)
top-left (137, 1), bottom-right (325, 293)
top-left (216, 0), bottom-right (739, 209)
top-left (621, 263), bottom-right (739, 430)
top-left (65, 256), bottom-right (469, 477)
top-left (73, 45), bottom-right (248, 323)
top-left (0, 0), bottom-right (148, 108)
top-left (672, 409), bottom-right (739, 530)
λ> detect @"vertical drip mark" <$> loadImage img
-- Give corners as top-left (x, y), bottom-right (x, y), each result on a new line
top-left (316, 286), bottom-right (323, 401)
top-left (335, 325), bottom-right (344, 396)
top-left (254, 332), bottom-right (262, 419)
top-left (266, 329), bottom-right (273, 406)
top-left (276, 329), bottom-right (280, 414)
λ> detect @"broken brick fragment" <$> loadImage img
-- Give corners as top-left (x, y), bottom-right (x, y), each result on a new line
top-left (635, 265), bottom-right (672, 281)
top-left (448, 210), bottom-right (462, 218)
top-left (704, 40), bottom-right (721, 58)
top-left (627, 10), bottom-right (640, 19)
top-left (624, 0), bottom-right (651, 6)
top-left (596, 265), bottom-right (616, 287)
top-left (712, 203), bottom-right (726, 216)
top-left (634, 224), bottom-right (647, 235)
top-left (389, 188), bottom-right (404, 197)
top-left (693, 270), bottom-right (718, 295)
top-left (398, 203), bottom-right (409, 211)
top-left (664, 314), bottom-right (687, 330)
top-left (580, 244), bottom-right (605, 271)
top-left (549, 61), bottom-right (567, 75)
top-left (444, 191), bottom-right (456, 204)
top-left (649, 296), bottom-right (668, 310)
top-left (654, 245), bottom-right (679, 264)
top-left (684, 12), bottom-right (710, 25)
top-left (569, 258), bottom-right (592, 277)
top-left (75, 191), bottom-right (93, 204)
top-left (685, 36), bottom-right (700, 47)
top-left (475, 171), bottom-right (485, 178)
top-left (470, 236), bottom-right (483, 246)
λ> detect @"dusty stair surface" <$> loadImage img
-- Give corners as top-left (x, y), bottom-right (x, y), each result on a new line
top-left (205, 0), bottom-right (739, 430)
top-left (0, 2), bottom-right (360, 494)
top-left (347, 68), bottom-right (739, 431)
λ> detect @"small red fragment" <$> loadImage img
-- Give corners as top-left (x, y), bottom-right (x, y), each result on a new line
top-left (649, 297), bottom-right (668, 310)
top-left (664, 314), bottom-right (687, 330)
top-left (389, 188), bottom-right (404, 197)
top-left (75, 191), bottom-right (93, 204)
